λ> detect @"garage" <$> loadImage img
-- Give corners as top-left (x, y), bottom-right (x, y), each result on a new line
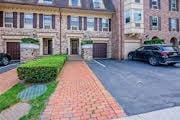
top-left (93, 43), bottom-right (107, 58)
top-left (6, 42), bottom-right (20, 60)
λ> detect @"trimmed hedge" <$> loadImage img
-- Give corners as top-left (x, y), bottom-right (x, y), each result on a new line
top-left (144, 38), bottom-right (165, 45)
top-left (81, 40), bottom-right (93, 45)
top-left (21, 38), bottom-right (39, 45)
top-left (17, 55), bottom-right (67, 83)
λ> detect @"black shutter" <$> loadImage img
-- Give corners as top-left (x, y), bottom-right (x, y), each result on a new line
top-left (84, 17), bottom-right (87, 30)
top-left (149, 16), bottom-right (152, 30)
top-left (158, 0), bottom-right (161, 9)
top-left (94, 17), bottom-right (97, 31)
top-left (13, 12), bottom-right (17, 28)
top-left (67, 15), bottom-right (71, 30)
top-left (52, 15), bottom-right (55, 29)
top-left (169, 0), bottom-right (171, 11)
top-left (39, 14), bottom-right (43, 29)
top-left (158, 17), bottom-right (161, 31)
top-left (109, 19), bottom-right (111, 31)
top-left (79, 16), bottom-right (82, 30)
top-left (0, 11), bottom-right (3, 27)
top-left (177, 19), bottom-right (179, 32)
top-left (99, 18), bottom-right (102, 31)
top-left (176, 0), bottom-right (179, 11)
top-left (33, 13), bottom-right (37, 28)
top-left (169, 18), bottom-right (171, 31)
top-left (20, 12), bottom-right (24, 28)
top-left (150, 0), bottom-right (152, 9)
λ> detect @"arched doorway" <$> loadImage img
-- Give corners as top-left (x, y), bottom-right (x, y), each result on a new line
top-left (152, 36), bottom-right (159, 40)
top-left (170, 37), bottom-right (178, 47)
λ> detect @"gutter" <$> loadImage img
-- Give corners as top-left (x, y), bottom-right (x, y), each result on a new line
top-left (120, 0), bottom-right (123, 60)
top-left (59, 8), bottom-right (62, 54)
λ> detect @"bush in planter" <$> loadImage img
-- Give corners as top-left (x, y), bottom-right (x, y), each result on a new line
top-left (17, 55), bottom-right (67, 83)
top-left (144, 38), bottom-right (165, 45)
top-left (21, 38), bottom-right (39, 45)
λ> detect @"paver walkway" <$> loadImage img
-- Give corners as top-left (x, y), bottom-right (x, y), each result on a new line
top-left (0, 69), bottom-right (19, 94)
top-left (0, 102), bottom-right (31, 120)
top-left (41, 61), bottom-right (125, 120)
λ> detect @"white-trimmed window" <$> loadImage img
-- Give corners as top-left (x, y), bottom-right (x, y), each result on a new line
top-left (24, 13), bottom-right (33, 29)
top-left (87, 17), bottom-right (94, 31)
top-left (93, 0), bottom-right (105, 9)
top-left (170, 18), bottom-right (177, 31)
top-left (152, 16), bottom-right (159, 30)
top-left (152, 0), bottom-right (159, 9)
top-left (71, 16), bottom-right (79, 30)
top-left (4, 12), bottom-right (13, 28)
top-left (102, 18), bottom-right (109, 31)
top-left (170, 0), bottom-right (177, 11)
top-left (44, 15), bottom-right (52, 29)
top-left (125, 10), bottom-right (131, 24)
top-left (69, 0), bottom-right (81, 7)
top-left (39, 0), bottom-right (53, 4)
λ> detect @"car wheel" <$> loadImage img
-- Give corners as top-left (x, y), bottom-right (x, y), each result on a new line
top-left (148, 57), bottom-right (159, 66)
top-left (2, 57), bottom-right (9, 66)
top-left (128, 54), bottom-right (133, 60)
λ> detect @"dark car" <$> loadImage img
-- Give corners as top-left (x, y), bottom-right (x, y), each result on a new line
top-left (0, 53), bottom-right (11, 66)
top-left (128, 44), bottom-right (180, 66)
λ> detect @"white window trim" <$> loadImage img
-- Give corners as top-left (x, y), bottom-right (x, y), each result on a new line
top-left (152, 0), bottom-right (159, 9)
top-left (93, 0), bottom-right (105, 9)
top-left (71, 16), bottom-right (79, 30)
top-left (43, 15), bottom-right (52, 29)
top-left (87, 17), bottom-right (94, 31)
top-left (170, 18), bottom-right (177, 31)
top-left (152, 16), bottom-right (159, 30)
top-left (171, 0), bottom-right (177, 11)
top-left (24, 13), bottom-right (33, 29)
top-left (69, 0), bottom-right (81, 7)
top-left (102, 18), bottom-right (109, 32)
top-left (4, 12), bottom-right (13, 28)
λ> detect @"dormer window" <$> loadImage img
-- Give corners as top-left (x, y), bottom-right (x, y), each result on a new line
top-left (39, 0), bottom-right (53, 4)
top-left (93, 0), bottom-right (105, 9)
top-left (69, 0), bottom-right (81, 7)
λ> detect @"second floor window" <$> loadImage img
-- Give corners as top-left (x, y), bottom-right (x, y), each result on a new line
top-left (44, 15), bottom-right (52, 29)
top-left (87, 17), bottom-right (94, 31)
top-left (169, 18), bottom-right (179, 31)
top-left (102, 18), bottom-right (109, 31)
top-left (125, 10), bottom-right (131, 23)
top-left (170, 0), bottom-right (178, 11)
top-left (4, 12), bottom-right (13, 28)
top-left (71, 16), bottom-right (79, 30)
top-left (24, 14), bottom-right (33, 29)
top-left (93, 0), bottom-right (105, 9)
top-left (134, 10), bottom-right (142, 23)
top-left (150, 16), bottom-right (161, 30)
top-left (69, 0), bottom-right (81, 7)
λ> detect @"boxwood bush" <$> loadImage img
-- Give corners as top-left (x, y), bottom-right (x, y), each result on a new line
top-left (17, 55), bottom-right (67, 83)
top-left (144, 38), bottom-right (165, 45)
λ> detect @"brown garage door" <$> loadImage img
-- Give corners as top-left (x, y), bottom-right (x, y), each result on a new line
top-left (7, 42), bottom-right (20, 60)
top-left (93, 43), bottom-right (107, 58)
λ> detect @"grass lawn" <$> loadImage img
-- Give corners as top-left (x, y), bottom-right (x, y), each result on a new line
top-left (0, 84), bottom-right (26, 112)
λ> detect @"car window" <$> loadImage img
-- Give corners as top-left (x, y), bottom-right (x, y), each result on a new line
top-left (163, 46), bottom-right (177, 52)
top-left (137, 47), bottom-right (144, 51)
top-left (144, 46), bottom-right (153, 50)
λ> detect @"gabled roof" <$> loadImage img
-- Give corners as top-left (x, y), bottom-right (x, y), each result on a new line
top-left (0, 0), bottom-right (115, 12)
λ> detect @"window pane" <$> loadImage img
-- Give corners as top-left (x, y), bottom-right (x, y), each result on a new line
top-left (24, 14), bottom-right (33, 28)
top-left (44, 15), bottom-right (52, 29)
top-left (71, 16), bottom-right (79, 30)
top-left (87, 18), bottom-right (94, 31)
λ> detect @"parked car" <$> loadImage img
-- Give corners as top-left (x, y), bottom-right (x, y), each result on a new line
top-left (0, 53), bottom-right (11, 66)
top-left (128, 44), bottom-right (180, 66)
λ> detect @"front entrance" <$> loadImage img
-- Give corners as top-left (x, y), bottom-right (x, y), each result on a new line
top-left (70, 39), bottom-right (79, 55)
top-left (6, 42), bottom-right (20, 60)
top-left (43, 38), bottom-right (52, 55)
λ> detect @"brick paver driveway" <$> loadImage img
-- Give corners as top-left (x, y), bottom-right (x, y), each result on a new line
top-left (41, 61), bottom-right (125, 120)
top-left (88, 60), bottom-right (180, 116)
top-left (0, 69), bottom-right (19, 94)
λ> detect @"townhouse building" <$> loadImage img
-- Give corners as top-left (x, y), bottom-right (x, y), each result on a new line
top-left (0, 0), bottom-right (114, 60)
top-left (112, 0), bottom-right (180, 59)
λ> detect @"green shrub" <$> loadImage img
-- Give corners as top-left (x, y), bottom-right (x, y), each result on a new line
top-left (144, 38), bottom-right (165, 45)
top-left (81, 40), bottom-right (93, 45)
top-left (17, 55), bottom-right (67, 83)
top-left (21, 38), bottom-right (39, 45)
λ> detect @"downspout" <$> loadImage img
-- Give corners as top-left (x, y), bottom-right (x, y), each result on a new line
top-left (59, 8), bottom-right (62, 54)
top-left (120, 0), bottom-right (123, 60)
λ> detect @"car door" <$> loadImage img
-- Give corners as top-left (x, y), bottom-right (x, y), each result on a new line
top-left (142, 46), bottom-right (153, 61)
top-left (134, 47), bottom-right (145, 60)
